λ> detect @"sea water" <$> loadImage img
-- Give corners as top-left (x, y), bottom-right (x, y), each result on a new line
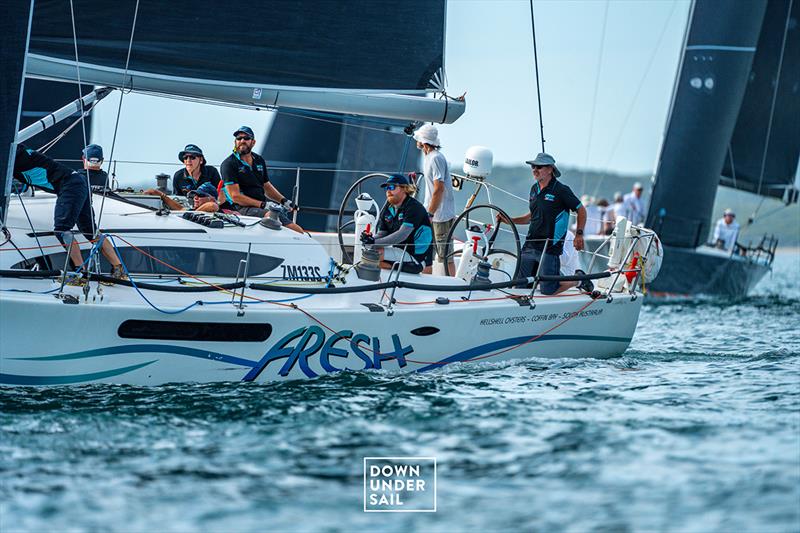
top-left (1, 252), bottom-right (798, 532)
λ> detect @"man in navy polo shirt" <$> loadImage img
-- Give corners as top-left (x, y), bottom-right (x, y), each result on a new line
top-left (499, 153), bottom-right (592, 295)
top-left (360, 174), bottom-right (433, 274)
top-left (12, 144), bottom-right (125, 282)
top-left (219, 126), bottom-right (302, 233)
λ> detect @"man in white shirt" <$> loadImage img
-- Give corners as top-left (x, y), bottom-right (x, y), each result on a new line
top-left (621, 182), bottom-right (646, 225)
top-left (712, 208), bottom-right (740, 251)
top-left (414, 124), bottom-right (456, 274)
top-left (612, 192), bottom-right (624, 223)
top-left (560, 230), bottom-right (578, 275)
top-left (581, 195), bottom-right (602, 235)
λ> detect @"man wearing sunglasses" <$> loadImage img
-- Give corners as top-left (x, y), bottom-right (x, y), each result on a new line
top-left (220, 126), bottom-right (302, 232)
top-left (497, 153), bottom-right (592, 295)
top-left (360, 174), bottom-right (433, 274)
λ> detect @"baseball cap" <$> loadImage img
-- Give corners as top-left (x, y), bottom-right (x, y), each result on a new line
top-left (187, 182), bottom-right (218, 199)
top-left (233, 126), bottom-right (255, 138)
top-left (82, 144), bottom-right (103, 161)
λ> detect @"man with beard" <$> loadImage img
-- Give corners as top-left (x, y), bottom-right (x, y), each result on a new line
top-left (219, 126), bottom-right (302, 233)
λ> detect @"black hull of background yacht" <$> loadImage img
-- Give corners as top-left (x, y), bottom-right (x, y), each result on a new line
top-left (646, 245), bottom-right (769, 298)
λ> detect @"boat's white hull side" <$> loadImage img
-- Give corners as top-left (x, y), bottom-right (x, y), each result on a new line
top-left (0, 284), bottom-right (641, 385)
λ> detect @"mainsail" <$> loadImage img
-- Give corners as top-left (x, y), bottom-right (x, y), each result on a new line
top-left (720, 0), bottom-right (800, 204)
top-left (646, 0), bottom-right (768, 248)
top-left (26, 0), bottom-right (463, 123)
top-left (0, 1), bottom-right (33, 223)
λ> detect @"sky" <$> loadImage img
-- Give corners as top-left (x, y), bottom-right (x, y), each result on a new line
top-left (88, 0), bottom-right (693, 186)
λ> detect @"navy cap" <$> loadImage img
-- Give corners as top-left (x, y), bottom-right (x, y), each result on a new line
top-left (380, 173), bottom-right (411, 188)
top-left (178, 144), bottom-right (204, 162)
top-left (233, 126), bottom-right (255, 138)
top-left (82, 144), bottom-right (103, 160)
top-left (187, 182), bottom-right (218, 199)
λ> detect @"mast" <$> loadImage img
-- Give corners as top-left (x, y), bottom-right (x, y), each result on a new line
top-left (645, 0), bottom-right (768, 248)
top-left (0, 0), bottom-right (34, 225)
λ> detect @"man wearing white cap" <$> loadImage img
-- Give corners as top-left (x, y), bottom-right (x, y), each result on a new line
top-left (413, 124), bottom-right (455, 274)
top-left (712, 208), bottom-right (740, 251)
top-left (621, 182), bottom-right (646, 225)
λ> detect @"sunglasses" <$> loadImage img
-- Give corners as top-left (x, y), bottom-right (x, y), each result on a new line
top-left (87, 158), bottom-right (102, 164)
top-left (235, 136), bottom-right (253, 141)
top-left (531, 164), bottom-right (548, 170)
top-left (384, 184), bottom-right (398, 191)
top-left (182, 154), bottom-right (199, 161)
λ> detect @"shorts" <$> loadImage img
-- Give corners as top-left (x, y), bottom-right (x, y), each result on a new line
top-left (517, 247), bottom-right (561, 294)
top-left (432, 218), bottom-right (455, 263)
top-left (52, 172), bottom-right (96, 241)
top-left (382, 246), bottom-right (424, 274)
top-left (238, 204), bottom-right (292, 226)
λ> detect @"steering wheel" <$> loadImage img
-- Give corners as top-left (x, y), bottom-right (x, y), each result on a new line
top-left (443, 204), bottom-right (522, 280)
top-left (337, 173), bottom-right (392, 264)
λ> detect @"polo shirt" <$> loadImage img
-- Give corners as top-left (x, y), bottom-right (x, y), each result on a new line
top-left (377, 195), bottom-right (433, 265)
top-left (524, 178), bottom-right (581, 256)
top-left (172, 165), bottom-right (221, 196)
top-left (220, 152), bottom-right (269, 202)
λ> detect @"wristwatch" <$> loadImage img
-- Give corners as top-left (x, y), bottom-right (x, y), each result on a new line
top-left (576, 229), bottom-right (584, 236)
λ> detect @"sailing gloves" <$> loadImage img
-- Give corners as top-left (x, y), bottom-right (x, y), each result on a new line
top-left (360, 231), bottom-right (375, 246)
top-left (280, 198), bottom-right (297, 211)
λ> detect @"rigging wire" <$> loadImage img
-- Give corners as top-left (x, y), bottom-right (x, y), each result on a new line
top-left (96, 0), bottom-right (140, 235)
top-left (529, 0), bottom-right (546, 152)
top-left (749, 0), bottom-right (793, 225)
top-left (591, 0), bottom-right (678, 199)
top-left (581, 0), bottom-right (610, 196)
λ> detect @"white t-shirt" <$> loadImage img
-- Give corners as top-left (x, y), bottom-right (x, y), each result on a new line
top-left (560, 231), bottom-right (578, 276)
top-left (712, 218), bottom-right (740, 250)
top-left (584, 205), bottom-right (602, 235)
top-left (422, 150), bottom-right (455, 222)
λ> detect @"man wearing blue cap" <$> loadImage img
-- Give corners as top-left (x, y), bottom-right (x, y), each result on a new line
top-left (220, 126), bottom-right (302, 232)
top-left (77, 144), bottom-right (109, 188)
top-left (12, 144), bottom-right (126, 283)
top-left (498, 153), bottom-right (592, 295)
top-left (360, 174), bottom-right (433, 274)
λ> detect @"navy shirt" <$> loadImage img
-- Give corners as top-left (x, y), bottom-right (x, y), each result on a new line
top-left (13, 144), bottom-right (74, 191)
top-left (377, 195), bottom-right (434, 265)
top-left (77, 168), bottom-right (110, 188)
top-left (220, 152), bottom-right (269, 203)
top-left (524, 178), bottom-right (581, 255)
top-left (172, 165), bottom-right (221, 196)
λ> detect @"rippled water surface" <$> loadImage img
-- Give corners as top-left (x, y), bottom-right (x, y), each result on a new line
top-left (2, 252), bottom-right (799, 532)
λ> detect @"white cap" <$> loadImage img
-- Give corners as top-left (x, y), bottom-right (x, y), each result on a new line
top-left (633, 182), bottom-right (644, 190)
top-left (413, 124), bottom-right (441, 147)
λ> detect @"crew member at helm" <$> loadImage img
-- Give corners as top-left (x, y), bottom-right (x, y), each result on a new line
top-left (12, 144), bottom-right (126, 284)
top-left (220, 126), bottom-right (303, 233)
top-left (360, 174), bottom-right (434, 274)
top-left (497, 152), bottom-right (593, 295)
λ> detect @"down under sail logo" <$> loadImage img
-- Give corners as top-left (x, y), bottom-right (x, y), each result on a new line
top-left (363, 457), bottom-right (437, 512)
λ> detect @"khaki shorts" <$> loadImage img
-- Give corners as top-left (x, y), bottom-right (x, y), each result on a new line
top-left (432, 218), bottom-right (455, 262)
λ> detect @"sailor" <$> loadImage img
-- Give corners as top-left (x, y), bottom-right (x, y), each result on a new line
top-left (148, 182), bottom-right (222, 213)
top-left (413, 124), bottom-right (456, 274)
top-left (12, 144), bottom-right (126, 283)
top-left (612, 191), bottom-right (624, 222)
top-left (360, 174), bottom-right (434, 274)
top-left (581, 194), bottom-right (602, 235)
top-left (219, 126), bottom-right (303, 233)
top-left (497, 153), bottom-right (593, 295)
top-left (712, 208), bottom-right (740, 251)
top-left (172, 144), bottom-right (221, 196)
top-left (621, 182), bottom-right (646, 225)
top-left (77, 144), bottom-right (110, 188)
top-left (596, 197), bottom-right (614, 235)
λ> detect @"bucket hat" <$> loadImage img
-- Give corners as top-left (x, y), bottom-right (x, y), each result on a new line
top-left (413, 124), bottom-right (441, 147)
top-left (178, 144), bottom-right (204, 162)
top-left (524, 152), bottom-right (561, 178)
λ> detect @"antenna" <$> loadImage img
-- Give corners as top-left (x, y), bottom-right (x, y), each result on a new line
top-left (529, 0), bottom-right (546, 153)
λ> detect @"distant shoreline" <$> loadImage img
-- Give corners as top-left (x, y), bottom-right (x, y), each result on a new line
top-left (776, 247), bottom-right (799, 254)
